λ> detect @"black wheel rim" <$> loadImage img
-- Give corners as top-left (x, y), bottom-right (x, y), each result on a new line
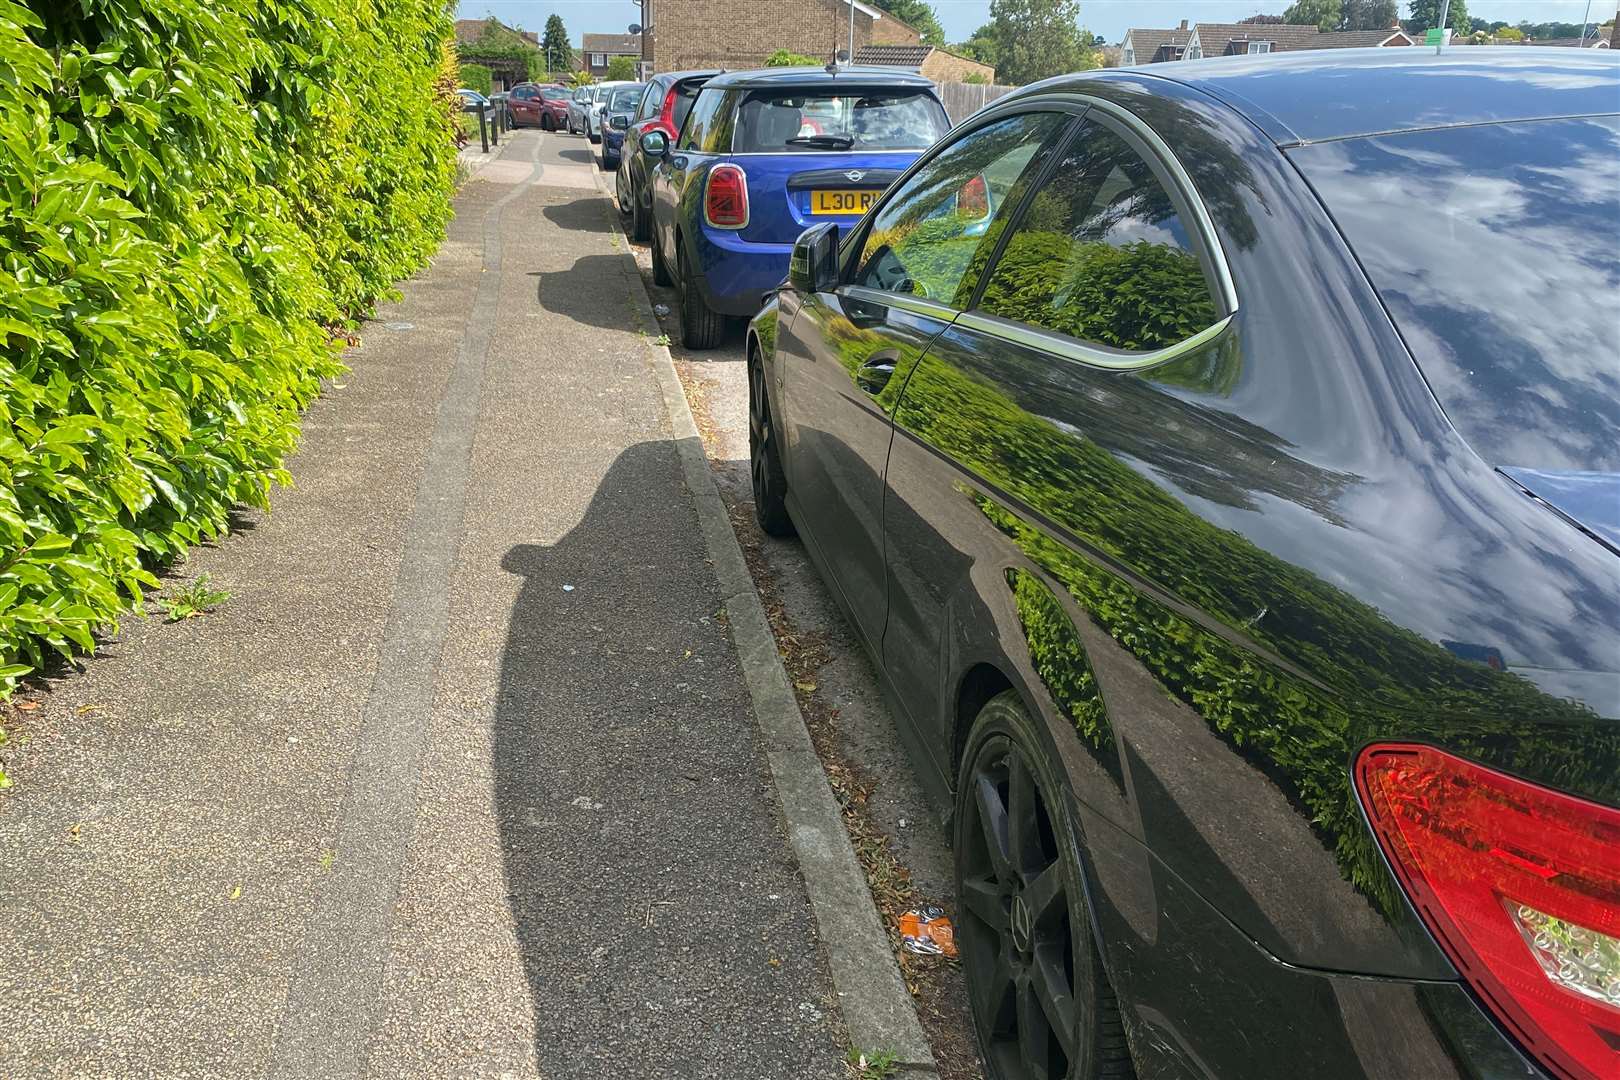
top-left (960, 740), bottom-right (1080, 1080)
top-left (748, 362), bottom-right (771, 505)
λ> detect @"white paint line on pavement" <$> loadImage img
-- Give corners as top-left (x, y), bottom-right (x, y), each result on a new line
top-left (268, 132), bottom-right (547, 1080)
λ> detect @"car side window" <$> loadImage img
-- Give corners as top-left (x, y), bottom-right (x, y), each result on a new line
top-left (974, 118), bottom-right (1220, 352)
top-left (636, 83), bottom-right (661, 121)
top-left (678, 88), bottom-right (722, 151)
top-left (851, 112), bottom-right (1070, 308)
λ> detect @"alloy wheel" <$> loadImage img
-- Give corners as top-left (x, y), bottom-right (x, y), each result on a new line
top-left (748, 362), bottom-right (771, 505)
top-left (960, 738), bottom-right (1082, 1080)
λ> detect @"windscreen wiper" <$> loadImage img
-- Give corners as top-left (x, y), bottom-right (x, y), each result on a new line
top-left (785, 134), bottom-right (855, 149)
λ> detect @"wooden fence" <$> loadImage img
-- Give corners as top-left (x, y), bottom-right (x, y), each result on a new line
top-left (938, 81), bottom-right (1019, 123)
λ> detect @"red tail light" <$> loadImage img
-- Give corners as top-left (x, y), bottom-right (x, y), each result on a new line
top-left (657, 86), bottom-right (679, 136)
top-left (705, 164), bottom-right (748, 228)
top-left (958, 174), bottom-right (989, 217)
top-left (1356, 744), bottom-right (1620, 1080)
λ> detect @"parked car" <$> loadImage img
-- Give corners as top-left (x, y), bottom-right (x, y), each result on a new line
top-left (455, 88), bottom-right (489, 113)
top-left (747, 47), bottom-right (1620, 1080)
top-left (508, 82), bottom-right (572, 130)
top-left (576, 80), bottom-right (631, 143)
top-left (565, 84), bottom-right (591, 134)
top-left (615, 69), bottom-right (722, 242)
top-left (597, 83), bottom-right (646, 171)
top-left (646, 67), bottom-right (949, 348)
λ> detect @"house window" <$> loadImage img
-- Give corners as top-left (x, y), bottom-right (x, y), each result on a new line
top-left (590, 52), bottom-right (606, 66)
top-left (1247, 40), bottom-right (1273, 54)
top-left (1186, 43), bottom-right (1202, 58)
top-left (1123, 46), bottom-right (1135, 64)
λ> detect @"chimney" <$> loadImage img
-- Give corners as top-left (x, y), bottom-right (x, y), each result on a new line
top-left (1179, 19), bottom-right (1188, 30)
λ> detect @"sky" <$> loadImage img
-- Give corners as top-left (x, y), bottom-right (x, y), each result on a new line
top-left (457, 1), bottom-right (1616, 46)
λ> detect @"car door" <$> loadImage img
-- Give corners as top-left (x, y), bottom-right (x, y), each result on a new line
top-left (507, 85), bottom-right (534, 125)
top-left (774, 110), bottom-right (1075, 649)
top-left (881, 103), bottom-right (1245, 832)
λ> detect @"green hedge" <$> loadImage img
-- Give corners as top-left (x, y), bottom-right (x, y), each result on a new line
top-left (459, 62), bottom-right (493, 97)
top-left (0, 1), bottom-right (457, 719)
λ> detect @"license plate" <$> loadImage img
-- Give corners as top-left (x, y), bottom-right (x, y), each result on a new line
top-left (811, 189), bottom-right (879, 215)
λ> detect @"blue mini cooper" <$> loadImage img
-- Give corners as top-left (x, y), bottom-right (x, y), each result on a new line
top-left (643, 66), bottom-right (949, 348)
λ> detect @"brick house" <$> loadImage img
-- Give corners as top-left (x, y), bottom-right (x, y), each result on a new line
top-left (854, 43), bottom-right (994, 84)
top-left (581, 33), bottom-right (643, 77)
top-left (643, 0), bottom-right (917, 73)
top-left (1124, 20), bottom-right (1414, 65)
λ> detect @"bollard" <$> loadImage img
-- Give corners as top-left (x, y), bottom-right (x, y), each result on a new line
top-left (478, 103), bottom-right (488, 154)
top-left (490, 100), bottom-right (500, 146)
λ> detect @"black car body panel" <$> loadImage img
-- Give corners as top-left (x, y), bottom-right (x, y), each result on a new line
top-left (750, 48), bottom-right (1619, 1079)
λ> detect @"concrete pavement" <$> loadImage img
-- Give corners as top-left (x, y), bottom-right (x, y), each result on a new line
top-left (0, 131), bottom-right (853, 1079)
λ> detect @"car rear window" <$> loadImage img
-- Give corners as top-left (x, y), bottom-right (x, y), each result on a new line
top-left (732, 89), bottom-right (947, 152)
top-left (609, 85), bottom-right (643, 111)
top-left (1291, 116), bottom-right (1620, 472)
top-left (540, 86), bottom-right (570, 100)
top-left (672, 81), bottom-right (705, 130)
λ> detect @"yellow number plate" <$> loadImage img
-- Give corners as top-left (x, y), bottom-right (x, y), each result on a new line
top-left (811, 189), bottom-right (879, 215)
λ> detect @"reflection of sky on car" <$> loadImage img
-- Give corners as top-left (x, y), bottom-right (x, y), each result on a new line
top-left (1291, 117), bottom-right (1620, 473)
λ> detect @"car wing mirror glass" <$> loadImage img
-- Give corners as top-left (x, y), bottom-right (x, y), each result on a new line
top-left (640, 129), bottom-right (669, 156)
top-left (788, 222), bottom-right (838, 294)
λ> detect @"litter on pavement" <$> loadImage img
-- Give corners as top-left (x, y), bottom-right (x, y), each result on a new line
top-left (897, 905), bottom-right (956, 958)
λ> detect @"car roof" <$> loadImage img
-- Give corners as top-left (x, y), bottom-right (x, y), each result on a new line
top-left (1020, 46), bottom-right (1619, 145)
top-left (703, 65), bottom-right (936, 90)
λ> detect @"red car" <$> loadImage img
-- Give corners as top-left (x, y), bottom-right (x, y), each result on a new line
top-left (508, 83), bottom-right (572, 130)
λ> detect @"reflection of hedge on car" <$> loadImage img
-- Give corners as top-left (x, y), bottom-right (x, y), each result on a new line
top-left (0, 2), bottom-right (457, 694)
top-left (885, 343), bottom-right (1614, 914)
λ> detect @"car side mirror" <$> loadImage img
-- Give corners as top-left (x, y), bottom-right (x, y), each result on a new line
top-left (610, 114), bottom-right (629, 131)
top-left (640, 130), bottom-right (669, 156)
top-left (788, 222), bottom-right (838, 294)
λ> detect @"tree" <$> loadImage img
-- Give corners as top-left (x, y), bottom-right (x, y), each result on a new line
top-left (1239, 14), bottom-right (1288, 24)
top-left (871, 0), bottom-right (946, 46)
top-left (605, 55), bottom-right (638, 80)
top-left (541, 14), bottom-right (571, 75)
top-left (1406, 0), bottom-right (1469, 33)
top-left (1341, 0), bottom-right (1397, 30)
top-left (1283, 0), bottom-right (1342, 32)
top-left (988, 0), bottom-right (1097, 86)
top-left (953, 21), bottom-right (1001, 66)
top-left (1494, 26), bottom-right (1523, 41)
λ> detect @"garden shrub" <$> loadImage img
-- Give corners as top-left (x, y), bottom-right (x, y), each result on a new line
top-left (459, 62), bottom-right (492, 97)
top-left (0, 0), bottom-right (457, 733)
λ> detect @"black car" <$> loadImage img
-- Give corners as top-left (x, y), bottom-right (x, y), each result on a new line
top-left (616, 69), bottom-right (722, 242)
top-left (746, 47), bottom-right (1620, 1080)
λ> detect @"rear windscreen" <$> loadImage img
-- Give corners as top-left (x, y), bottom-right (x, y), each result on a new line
top-left (609, 86), bottom-right (643, 111)
top-left (732, 90), bottom-right (947, 153)
top-left (1292, 116), bottom-right (1620, 472)
top-left (540, 86), bottom-right (570, 100)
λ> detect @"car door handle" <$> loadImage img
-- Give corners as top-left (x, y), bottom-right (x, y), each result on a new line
top-left (856, 351), bottom-right (900, 395)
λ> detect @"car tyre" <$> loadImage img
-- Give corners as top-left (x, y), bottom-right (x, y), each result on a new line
top-left (541, 113), bottom-right (553, 132)
top-left (678, 242), bottom-right (725, 351)
top-left (650, 228), bottom-right (672, 287)
top-left (629, 190), bottom-right (650, 242)
top-left (956, 691), bottom-right (1136, 1080)
top-left (748, 351), bottom-right (794, 537)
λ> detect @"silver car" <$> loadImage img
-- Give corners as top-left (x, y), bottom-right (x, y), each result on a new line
top-left (582, 81), bottom-right (631, 143)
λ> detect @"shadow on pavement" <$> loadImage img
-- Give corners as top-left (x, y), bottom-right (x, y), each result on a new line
top-left (530, 255), bottom-right (639, 331)
top-left (490, 440), bottom-right (843, 1075)
top-left (542, 199), bottom-right (612, 234)
top-left (556, 146), bottom-right (594, 166)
